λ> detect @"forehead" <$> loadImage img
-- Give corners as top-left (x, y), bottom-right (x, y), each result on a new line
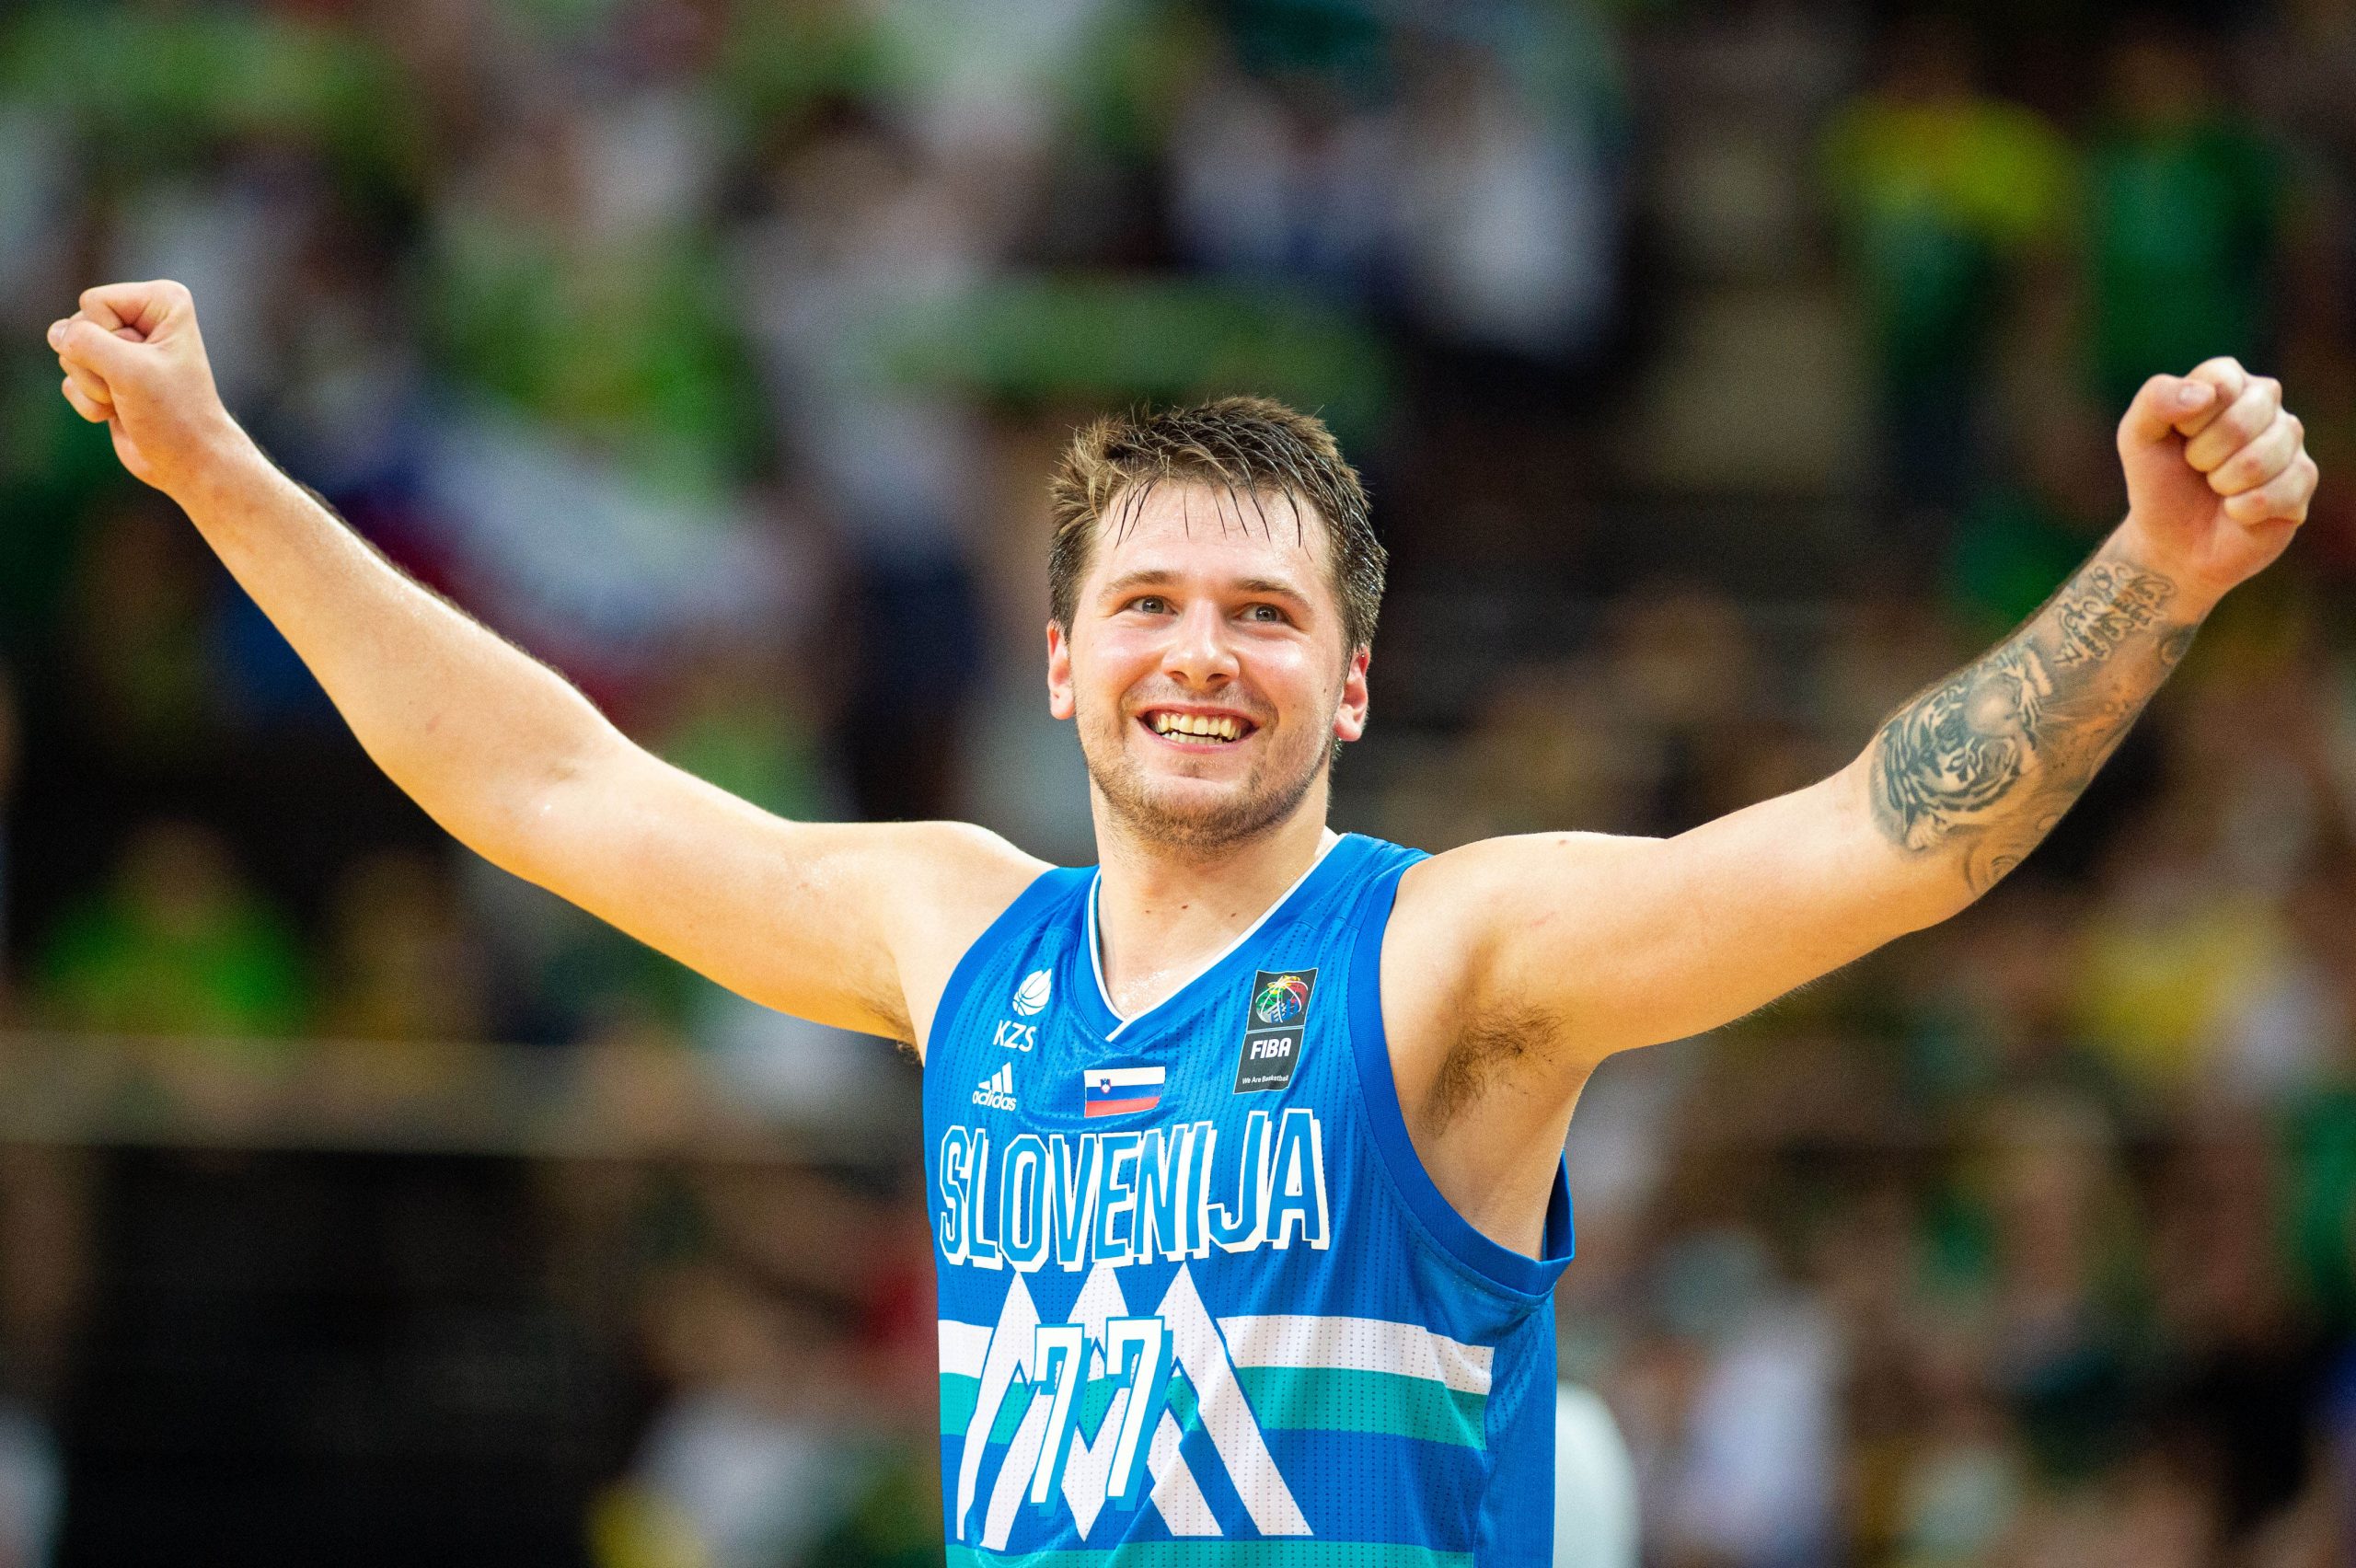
top-left (1084, 478), bottom-right (1335, 590)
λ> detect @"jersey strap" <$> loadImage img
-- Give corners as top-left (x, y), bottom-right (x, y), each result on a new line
top-left (925, 865), bottom-right (1090, 1062)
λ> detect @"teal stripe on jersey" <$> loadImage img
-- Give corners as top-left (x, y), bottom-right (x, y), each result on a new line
top-left (945, 1544), bottom-right (1474, 1568)
top-left (1078, 1373), bottom-right (1121, 1434)
top-left (1165, 1368), bottom-right (1200, 1433)
top-left (937, 1377), bottom-right (1042, 1442)
top-left (941, 1370), bottom-right (1202, 1440)
top-left (941, 1374), bottom-right (979, 1435)
top-left (1234, 1365), bottom-right (1486, 1448)
top-left (992, 1385), bottom-right (1036, 1443)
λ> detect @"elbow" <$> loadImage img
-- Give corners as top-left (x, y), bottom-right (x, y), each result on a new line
top-left (404, 725), bottom-right (618, 885)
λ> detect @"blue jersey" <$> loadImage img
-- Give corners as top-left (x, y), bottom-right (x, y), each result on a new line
top-left (925, 832), bottom-right (1576, 1565)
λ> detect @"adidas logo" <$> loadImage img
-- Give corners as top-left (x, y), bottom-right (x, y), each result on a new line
top-left (971, 1064), bottom-right (1019, 1112)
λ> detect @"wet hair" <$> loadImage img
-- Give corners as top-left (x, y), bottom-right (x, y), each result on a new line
top-left (1046, 397), bottom-right (1385, 651)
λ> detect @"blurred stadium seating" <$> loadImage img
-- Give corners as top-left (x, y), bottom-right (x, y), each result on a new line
top-left (1, 1), bottom-right (2353, 1564)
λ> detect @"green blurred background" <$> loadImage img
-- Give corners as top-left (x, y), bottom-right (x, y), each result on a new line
top-left (1, 0), bottom-right (2354, 1563)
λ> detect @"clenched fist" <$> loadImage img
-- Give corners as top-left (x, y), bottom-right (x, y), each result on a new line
top-left (2117, 358), bottom-right (2318, 605)
top-left (48, 281), bottom-right (248, 499)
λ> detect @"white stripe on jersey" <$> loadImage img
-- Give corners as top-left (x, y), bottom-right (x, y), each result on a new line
top-left (1218, 1313), bottom-right (1496, 1396)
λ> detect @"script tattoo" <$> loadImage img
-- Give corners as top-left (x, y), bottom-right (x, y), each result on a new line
top-left (1869, 556), bottom-right (2192, 894)
top-left (2050, 562), bottom-right (2175, 665)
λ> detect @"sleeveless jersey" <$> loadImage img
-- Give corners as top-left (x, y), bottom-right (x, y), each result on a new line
top-left (924, 832), bottom-right (1576, 1565)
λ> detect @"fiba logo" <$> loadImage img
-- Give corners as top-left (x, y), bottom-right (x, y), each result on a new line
top-left (1253, 973), bottom-right (1311, 1026)
top-left (1011, 970), bottom-right (1052, 1017)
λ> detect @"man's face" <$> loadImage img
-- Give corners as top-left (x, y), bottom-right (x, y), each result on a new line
top-left (1047, 481), bottom-right (1370, 853)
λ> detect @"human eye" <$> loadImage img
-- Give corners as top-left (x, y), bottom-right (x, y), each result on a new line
top-left (1242, 603), bottom-right (1290, 625)
top-left (1125, 594), bottom-right (1172, 616)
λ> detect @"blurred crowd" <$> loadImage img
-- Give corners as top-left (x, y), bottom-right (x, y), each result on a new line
top-left (1, 0), bottom-right (2354, 1564)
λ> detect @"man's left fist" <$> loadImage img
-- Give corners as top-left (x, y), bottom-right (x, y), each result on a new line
top-left (2117, 358), bottom-right (2318, 605)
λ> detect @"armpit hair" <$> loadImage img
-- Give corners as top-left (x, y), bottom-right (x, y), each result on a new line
top-left (1426, 997), bottom-right (1568, 1130)
top-left (859, 983), bottom-right (916, 1055)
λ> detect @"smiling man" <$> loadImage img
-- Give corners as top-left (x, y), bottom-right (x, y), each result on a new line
top-left (45, 280), bottom-right (2318, 1564)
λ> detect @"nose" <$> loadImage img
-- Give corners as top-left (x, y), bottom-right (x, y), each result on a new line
top-left (1161, 598), bottom-right (1239, 690)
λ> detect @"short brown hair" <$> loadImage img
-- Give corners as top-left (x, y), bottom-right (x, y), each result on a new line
top-left (1047, 397), bottom-right (1386, 651)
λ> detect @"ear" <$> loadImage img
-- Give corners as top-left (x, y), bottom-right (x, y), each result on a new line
top-left (1045, 620), bottom-right (1076, 721)
top-left (1333, 645), bottom-right (1370, 743)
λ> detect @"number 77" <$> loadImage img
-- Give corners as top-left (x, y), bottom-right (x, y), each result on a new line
top-left (1028, 1315), bottom-right (1172, 1511)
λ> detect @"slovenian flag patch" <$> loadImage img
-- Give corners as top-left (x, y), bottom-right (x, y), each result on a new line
top-left (1081, 1064), bottom-right (1165, 1119)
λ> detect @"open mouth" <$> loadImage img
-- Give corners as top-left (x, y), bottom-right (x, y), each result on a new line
top-left (1139, 709), bottom-right (1258, 747)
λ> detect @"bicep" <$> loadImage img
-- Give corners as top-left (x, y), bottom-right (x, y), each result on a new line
top-left (491, 735), bottom-right (1045, 1044)
top-left (1444, 764), bottom-right (1941, 1057)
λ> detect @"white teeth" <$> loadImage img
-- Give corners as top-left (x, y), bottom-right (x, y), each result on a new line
top-left (1149, 712), bottom-right (1244, 742)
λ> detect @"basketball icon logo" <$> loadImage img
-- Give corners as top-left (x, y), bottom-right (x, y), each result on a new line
top-left (1011, 970), bottom-right (1053, 1017)
top-left (1253, 973), bottom-right (1311, 1026)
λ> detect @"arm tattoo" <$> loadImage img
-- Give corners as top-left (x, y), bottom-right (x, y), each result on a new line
top-left (2050, 560), bottom-right (2173, 665)
top-left (1868, 551), bottom-right (2195, 894)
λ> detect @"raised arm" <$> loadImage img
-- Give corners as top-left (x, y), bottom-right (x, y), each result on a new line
top-left (1392, 361), bottom-right (2316, 1096)
top-left (47, 281), bottom-right (1040, 1052)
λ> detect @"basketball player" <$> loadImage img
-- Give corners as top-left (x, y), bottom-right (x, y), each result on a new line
top-left (46, 281), bottom-right (2316, 1562)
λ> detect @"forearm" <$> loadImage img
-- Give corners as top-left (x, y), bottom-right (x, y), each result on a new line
top-left (1860, 527), bottom-right (2208, 903)
top-left (171, 434), bottom-right (619, 861)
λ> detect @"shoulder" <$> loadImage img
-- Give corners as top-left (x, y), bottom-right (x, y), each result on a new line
top-left (1377, 832), bottom-right (1664, 1080)
top-left (863, 818), bottom-right (1051, 891)
top-left (860, 822), bottom-right (1056, 1058)
top-left (1387, 832), bottom-right (1659, 953)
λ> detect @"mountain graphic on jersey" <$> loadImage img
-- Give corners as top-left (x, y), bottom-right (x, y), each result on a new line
top-left (938, 1261), bottom-right (1496, 1550)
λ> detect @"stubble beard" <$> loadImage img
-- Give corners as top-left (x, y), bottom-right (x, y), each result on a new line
top-left (1080, 706), bottom-right (1331, 857)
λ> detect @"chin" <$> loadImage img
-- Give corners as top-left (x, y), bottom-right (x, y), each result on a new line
top-left (1136, 775), bottom-right (1254, 822)
top-left (1088, 732), bottom-right (1326, 853)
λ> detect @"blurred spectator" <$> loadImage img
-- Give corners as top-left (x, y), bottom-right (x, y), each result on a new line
top-left (316, 848), bottom-right (488, 1044)
top-left (648, 635), bottom-right (841, 827)
top-left (421, 90), bottom-right (755, 488)
top-left (0, 664), bottom-right (16, 1018)
top-left (1628, 1229), bottom-right (1842, 1568)
top-left (2148, 1121), bottom-right (2332, 1548)
top-left (59, 499), bottom-right (223, 763)
top-left (1392, 25), bottom-right (1622, 364)
top-left (0, 1141), bottom-right (79, 1568)
top-left (1822, 16), bottom-right (2073, 525)
top-left (0, 2), bottom-right (2349, 1562)
top-left (1939, 400), bottom-right (2122, 640)
top-left (1553, 1380), bottom-right (1640, 1568)
top-left (0, 1402), bottom-right (59, 1568)
top-left (2073, 807), bottom-right (2294, 1100)
top-left (1886, 1320), bottom-right (2027, 1566)
top-left (727, 116), bottom-right (991, 819)
top-left (1168, 59), bottom-right (1395, 297)
top-left (34, 820), bottom-right (306, 1041)
top-left (593, 1266), bottom-right (859, 1568)
top-left (2082, 17), bottom-right (2288, 413)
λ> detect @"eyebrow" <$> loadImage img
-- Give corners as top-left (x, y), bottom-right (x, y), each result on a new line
top-left (1099, 570), bottom-right (1313, 603)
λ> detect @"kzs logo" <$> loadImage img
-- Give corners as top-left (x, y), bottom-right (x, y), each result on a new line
top-left (998, 968), bottom-right (1051, 1050)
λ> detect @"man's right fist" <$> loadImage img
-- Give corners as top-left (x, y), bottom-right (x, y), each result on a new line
top-left (48, 281), bottom-right (246, 498)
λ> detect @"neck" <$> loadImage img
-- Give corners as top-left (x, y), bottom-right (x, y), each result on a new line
top-left (1088, 788), bottom-right (1336, 1019)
